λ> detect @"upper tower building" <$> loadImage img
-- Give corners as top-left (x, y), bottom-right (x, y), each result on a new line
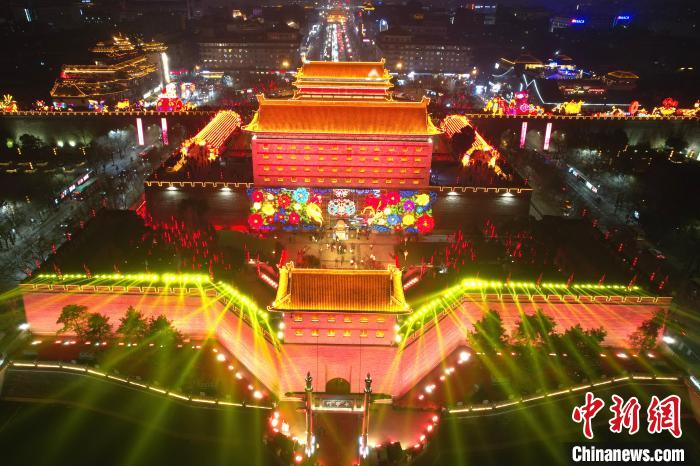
top-left (244, 60), bottom-right (440, 189)
top-left (292, 60), bottom-right (393, 100)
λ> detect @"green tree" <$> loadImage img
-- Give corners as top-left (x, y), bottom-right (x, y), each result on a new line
top-left (554, 324), bottom-right (607, 377)
top-left (467, 309), bottom-right (508, 353)
top-left (56, 304), bottom-right (89, 335)
top-left (665, 135), bottom-right (687, 154)
top-left (557, 325), bottom-right (606, 350)
top-left (513, 309), bottom-right (556, 347)
top-left (80, 313), bottom-right (113, 343)
top-left (146, 315), bottom-right (183, 346)
top-left (117, 306), bottom-right (148, 342)
top-left (629, 311), bottom-right (666, 352)
top-left (19, 134), bottom-right (44, 151)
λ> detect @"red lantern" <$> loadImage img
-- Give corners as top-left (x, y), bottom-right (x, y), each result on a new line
top-left (252, 191), bottom-right (264, 203)
top-left (248, 214), bottom-right (263, 229)
top-left (364, 194), bottom-right (380, 210)
top-left (385, 191), bottom-right (401, 205)
top-left (277, 194), bottom-right (291, 208)
top-left (416, 214), bottom-right (435, 234)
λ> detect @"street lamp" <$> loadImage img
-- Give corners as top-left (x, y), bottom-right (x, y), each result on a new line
top-left (396, 62), bottom-right (403, 71)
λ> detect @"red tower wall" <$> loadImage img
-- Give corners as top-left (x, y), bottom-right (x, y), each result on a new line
top-left (282, 311), bottom-right (398, 346)
top-left (251, 136), bottom-right (432, 188)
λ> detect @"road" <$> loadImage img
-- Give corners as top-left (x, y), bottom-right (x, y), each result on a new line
top-left (307, 6), bottom-right (362, 62)
top-left (0, 144), bottom-right (162, 286)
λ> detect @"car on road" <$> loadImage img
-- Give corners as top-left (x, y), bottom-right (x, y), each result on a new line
top-left (561, 199), bottom-right (574, 217)
top-left (647, 248), bottom-right (667, 260)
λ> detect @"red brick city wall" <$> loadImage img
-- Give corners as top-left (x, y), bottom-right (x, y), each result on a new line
top-left (22, 291), bottom-right (281, 393)
top-left (23, 290), bottom-right (665, 397)
top-left (391, 299), bottom-right (665, 397)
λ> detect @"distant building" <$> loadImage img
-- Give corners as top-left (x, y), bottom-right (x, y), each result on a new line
top-left (498, 53), bottom-right (544, 75)
top-left (499, 53), bottom-right (586, 81)
top-left (50, 34), bottom-right (167, 107)
top-left (198, 29), bottom-right (300, 72)
top-left (376, 29), bottom-right (471, 74)
top-left (603, 71), bottom-right (639, 90)
top-left (550, 13), bottom-right (634, 32)
top-left (9, 0), bottom-right (88, 29)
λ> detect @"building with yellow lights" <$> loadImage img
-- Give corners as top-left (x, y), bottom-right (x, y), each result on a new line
top-left (50, 34), bottom-right (167, 107)
top-left (244, 60), bottom-right (440, 188)
top-left (271, 264), bottom-right (408, 347)
top-left (326, 8), bottom-right (348, 24)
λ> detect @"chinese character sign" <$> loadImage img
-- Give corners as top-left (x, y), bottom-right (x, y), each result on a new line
top-left (572, 392), bottom-right (682, 439)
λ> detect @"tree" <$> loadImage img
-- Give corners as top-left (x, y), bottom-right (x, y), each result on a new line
top-left (629, 311), bottom-right (666, 352)
top-left (145, 124), bottom-right (161, 146)
top-left (513, 309), bottom-right (556, 347)
top-left (467, 309), bottom-right (508, 353)
top-left (450, 126), bottom-right (476, 160)
top-left (664, 135), bottom-right (687, 154)
top-left (95, 127), bottom-right (134, 163)
top-left (553, 324), bottom-right (607, 380)
top-left (556, 324), bottom-right (606, 359)
top-left (80, 313), bottom-right (113, 343)
top-left (170, 123), bottom-right (187, 147)
top-left (56, 304), bottom-right (89, 335)
top-left (72, 127), bottom-right (94, 147)
top-left (117, 306), bottom-right (148, 342)
top-left (146, 314), bottom-right (183, 346)
top-left (596, 129), bottom-right (628, 152)
top-left (19, 133), bottom-right (44, 151)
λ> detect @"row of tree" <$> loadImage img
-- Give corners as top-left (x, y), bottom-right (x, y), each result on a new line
top-left (464, 308), bottom-right (664, 384)
top-left (57, 304), bottom-right (183, 347)
top-left (467, 308), bottom-right (664, 355)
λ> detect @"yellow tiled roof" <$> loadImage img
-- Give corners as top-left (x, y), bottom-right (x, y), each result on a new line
top-left (296, 60), bottom-right (391, 81)
top-left (271, 264), bottom-right (409, 313)
top-left (244, 95), bottom-right (441, 136)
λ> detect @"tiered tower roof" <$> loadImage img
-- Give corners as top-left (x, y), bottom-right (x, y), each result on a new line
top-left (244, 95), bottom-right (440, 136)
top-left (293, 60), bottom-right (393, 100)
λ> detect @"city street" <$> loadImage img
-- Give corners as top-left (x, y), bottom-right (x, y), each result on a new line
top-left (0, 143), bottom-right (163, 285)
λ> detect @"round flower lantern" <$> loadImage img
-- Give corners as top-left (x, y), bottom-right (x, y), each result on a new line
top-left (416, 214), bottom-right (435, 234)
top-left (248, 214), bottom-right (263, 229)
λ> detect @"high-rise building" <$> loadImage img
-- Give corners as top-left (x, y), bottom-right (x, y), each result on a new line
top-left (376, 29), bottom-right (471, 74)
top-left (198, 29), bottom-right (300, 71)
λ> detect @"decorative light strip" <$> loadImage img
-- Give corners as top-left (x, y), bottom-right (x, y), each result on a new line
top-left (34, 273), bottom-right (211, 284)
top-left (10, 360), bottom-right (273, 409)
top-left (215, 281), bottom-right (270, 322)
top-left (448, 374), bottom-right (680, 414)
top-left (401, 277), bottom-right (644, 332)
